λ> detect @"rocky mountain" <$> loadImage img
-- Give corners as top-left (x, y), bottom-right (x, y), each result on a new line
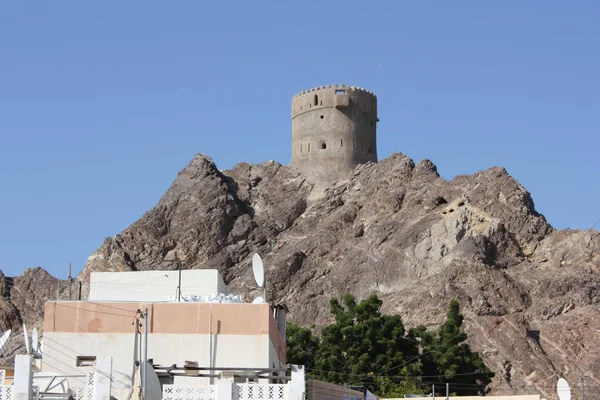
top-left (2, 153), bottom-right (599, 398)
top-left (0, 268), bottom-right (67, 363)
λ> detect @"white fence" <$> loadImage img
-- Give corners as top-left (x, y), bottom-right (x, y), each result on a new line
top-left (234, 384), bottom-right (288, 400)
top-left (163, 385), bottom-right (217, 400)
top-left (162, 383), bottom-right (289, 400)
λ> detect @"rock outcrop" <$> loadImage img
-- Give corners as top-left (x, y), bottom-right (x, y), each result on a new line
top-left (2, 153), bottom-right (599, 399)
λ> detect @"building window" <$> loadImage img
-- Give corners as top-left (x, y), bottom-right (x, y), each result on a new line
top-left (321, 143), bottom-right (327, 150)
top-left (320, 115), bottom-right (324, 119)
top-left (76, 356), bottom-right (97, 367)
top-left (308, 143), bottom-right (310, 152)
top-left (314, 94), bottom-right (318, 106)
top-left (340, 139), bottom-right (343, 147)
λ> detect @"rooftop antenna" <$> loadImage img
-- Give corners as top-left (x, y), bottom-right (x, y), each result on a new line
top-left (176, 259), bottom-right (182, 302)
top-left (68, 262), bottom-right (73, 301)
top-left (251, 253), bottom-right (266, 303)
top-left (557, 378), bottom-right (572, 400)
top-left (23, 323), bottom-right (30, 355)
top-left (32, 328), bottom-right (39, 357)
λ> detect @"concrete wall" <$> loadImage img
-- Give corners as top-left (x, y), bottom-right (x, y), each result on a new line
top-left (306, 379), bottom-right (364, 400)
top-left (89, 269), bottom-right (229, 301)
top-left (42, 332), bottom-right (273, 397)
top-left (42, 301), bottom-right (286, 398)
top-left (290, 84), bottom-right (378, 202)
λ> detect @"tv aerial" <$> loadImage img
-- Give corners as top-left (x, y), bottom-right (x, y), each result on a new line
top-left (557, 377), bottom-right (572, 400)
top-left (23, 323), bottom-right (30, 355)
top-left (32, 327), bottom-right (41, 358)
top-left (251, 253), bottom-right (266, 303)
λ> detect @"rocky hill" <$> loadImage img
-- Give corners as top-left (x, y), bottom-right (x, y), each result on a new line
top-left (2, 153), bottom-right (599, 398)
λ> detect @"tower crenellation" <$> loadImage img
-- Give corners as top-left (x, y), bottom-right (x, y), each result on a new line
top-left (290, 84), bottom-right (378, 202)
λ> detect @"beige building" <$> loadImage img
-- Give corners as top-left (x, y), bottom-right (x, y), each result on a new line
top-left (41, 270), bottom-right (287, 399)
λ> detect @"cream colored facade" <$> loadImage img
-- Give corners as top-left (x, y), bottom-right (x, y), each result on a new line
top-left (41, 271), bottom-right (286, 399)
top-left (89, 269), bottom-right (229, 301)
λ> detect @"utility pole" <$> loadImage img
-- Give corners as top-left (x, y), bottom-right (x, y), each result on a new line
top-left (137, 309), bottom-right (149, 400)
top-left (143, 308), bottom-right (149, 400)
top-left (446, 383), bottom-right (449, 399)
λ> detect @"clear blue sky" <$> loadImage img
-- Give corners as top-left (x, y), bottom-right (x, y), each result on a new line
top-left (1, 1), bottom-right (598, 278)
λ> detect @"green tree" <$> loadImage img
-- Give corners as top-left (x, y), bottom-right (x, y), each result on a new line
top-left (410, 299), bottom-right (495, 396)
top-left (370, 370), bottom-right (426, 398)
top-left (286, 295), bottom-right (494, 397)
top-left (311, 294), bottom-right (420, 394)
top-left (286, 321), bottom-right (320, 370)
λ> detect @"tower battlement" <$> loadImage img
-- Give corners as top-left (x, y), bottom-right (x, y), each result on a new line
top-left (290, 83), bottom-right (378, 202)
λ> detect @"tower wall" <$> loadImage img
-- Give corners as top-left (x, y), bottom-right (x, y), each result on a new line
top-left (290, 84), bottom-right (378, 199)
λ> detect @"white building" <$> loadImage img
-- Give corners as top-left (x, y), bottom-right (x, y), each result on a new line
top-left (41, 270), bottom-right (288, 399)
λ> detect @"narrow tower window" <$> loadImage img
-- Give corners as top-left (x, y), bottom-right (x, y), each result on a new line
top-left (321, 143), bottom-right (327, 150)
top-left (340, 139), bottom-right (343, 147)
top-left (308, 143), bottom-right (310, 152)
top-left (314, 95), bottom-right (318, 106)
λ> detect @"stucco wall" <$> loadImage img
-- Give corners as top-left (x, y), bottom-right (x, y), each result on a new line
top-left (89, 269), bottom-right (229, 302)
top-left (42, 332), bottom-right (272, 398)
top-left (42, 301), bottom-right (286, 398)
top-left (290, 84), bottom-right (377, 202)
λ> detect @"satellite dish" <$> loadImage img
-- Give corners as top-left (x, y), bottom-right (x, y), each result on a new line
top-left (143, 361), bottom-right (162, 400)
top-left (557, 378), bottom-right (571, 400)
top-left (252, 253), bottom-right (265, 288)
top-left (0, 330), bottom-right (11, 353)
top-left (32, 328), bottom-right (39, 355)
top-left (252, 296), bottom-right (265, 304)
top-left (23, 323), bottom-right (30, 355)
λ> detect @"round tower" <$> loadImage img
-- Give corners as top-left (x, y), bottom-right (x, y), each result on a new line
top-left (290, 83), bottom-right (378, 200)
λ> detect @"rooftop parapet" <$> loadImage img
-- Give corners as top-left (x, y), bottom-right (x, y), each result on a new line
top-left (293, 83), bottom-right (376, 98)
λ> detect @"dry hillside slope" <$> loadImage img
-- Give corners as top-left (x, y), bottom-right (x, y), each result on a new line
top-left (2, 153), bottom-right (599, 399)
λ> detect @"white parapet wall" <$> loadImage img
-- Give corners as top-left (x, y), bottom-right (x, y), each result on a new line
top-left (89, 269), bottom-right (230, 301)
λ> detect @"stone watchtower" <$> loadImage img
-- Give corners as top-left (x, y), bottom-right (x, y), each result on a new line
top-left (290, 84), bottom-right (378, 201)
